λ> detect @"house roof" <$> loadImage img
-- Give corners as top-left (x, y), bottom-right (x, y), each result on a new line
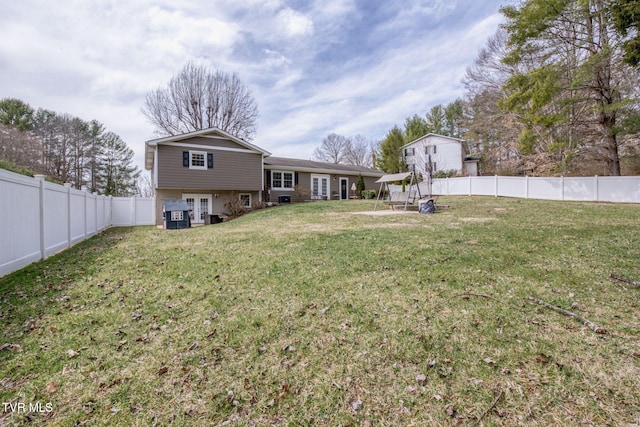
top-left (264, 157), bottom-right (383, 177)
top-left (145, 127), bottom-right (271, 170)
top-left (400, 133), bottom-right (465, 150)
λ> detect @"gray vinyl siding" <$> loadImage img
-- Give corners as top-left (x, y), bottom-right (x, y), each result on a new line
top-left (156, 144), bottom-right (263, 191)
top-left (154, 189), bottom-right (260, 224)
top-left (266, 171), bottom-right (380, 202)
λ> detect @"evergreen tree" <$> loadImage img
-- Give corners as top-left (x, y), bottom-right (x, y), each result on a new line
top-left (426, 105), bottom-right (446, 135)
top-left (356, 173), bottom-right (365, 195)
top-left (403, 114), bottom-right (432, 142)
top-left (611, 0), bottom-right (640, 67)
top-left (98, 132), bottom-right (140, 196)
top-left (0, 98), bottom-right (34, 131)
top-left (500, 0), bottom-right (640, 175)
top-left (376, 125), bottom-right (406, 173)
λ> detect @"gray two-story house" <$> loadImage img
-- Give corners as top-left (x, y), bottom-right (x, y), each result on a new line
top-left (145, 128), bottom-right (383, 225)
top-left (145, 128), bottom-right (270, 224)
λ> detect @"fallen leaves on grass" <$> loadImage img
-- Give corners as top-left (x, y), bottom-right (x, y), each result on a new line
top-left (45, 381), bottom-right (57, 394)
top-left (0, 343), bottom-right (22, 352)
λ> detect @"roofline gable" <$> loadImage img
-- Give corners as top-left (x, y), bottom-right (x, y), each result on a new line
top-left (400, 133), bottom-right (465, 149)
top-left (145, 127), bottom-right (271, 155)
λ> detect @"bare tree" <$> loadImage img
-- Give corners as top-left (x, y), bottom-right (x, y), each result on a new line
top-left (143, 62), bottom-right (259, 141)
top-left (344, 134), bottom-right (373, 167)
top-left (312, 133), bottom-right (351, 164)
top-left (463, 29), bottom-right (527, 174)
top-left (0, 123), bottom-right (42, 170)
top-left (136, 171), bottom-right (154, 197)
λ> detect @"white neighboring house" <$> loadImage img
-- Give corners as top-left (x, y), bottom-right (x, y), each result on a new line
top-left (401, 133), bottom-right (479, 177)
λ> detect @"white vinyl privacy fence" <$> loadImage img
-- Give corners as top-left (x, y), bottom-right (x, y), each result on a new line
top-left (0, 169), bottom-right (156, 277)
top-left (389, 175), bottom-right (640, 204)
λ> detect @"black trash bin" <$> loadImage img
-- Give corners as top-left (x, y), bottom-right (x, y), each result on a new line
top-left (418, 199), bottom-right (436, 214)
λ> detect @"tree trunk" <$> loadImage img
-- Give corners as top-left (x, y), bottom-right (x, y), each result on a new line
top-left (604, 133), bottom-right (621, 175)
top-left (594, 3), bottom-right (622, 176)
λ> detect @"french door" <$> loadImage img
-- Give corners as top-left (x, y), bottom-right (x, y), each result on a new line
top-left (182, 194), bottom-right (212, 224)
top-left (311, 174), bottom-right (330, 200)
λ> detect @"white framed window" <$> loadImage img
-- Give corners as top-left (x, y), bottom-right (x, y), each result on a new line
top-left (171, 211), bottom-right (183, 221)
top-left (404, 147), bottom-right (415, 157)
top-left (239, 193), bottom-right (251, 208)
top-left (271, 171), bottom-right (294, 190)
top-left (190, 151), bottom-right (207, 170)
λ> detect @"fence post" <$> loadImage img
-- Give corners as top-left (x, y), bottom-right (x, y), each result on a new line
top-left (446, 177), bottom-right (449, 195)
top-left (131, 197), bottom-right (137, 226)
top-left (81, 185), bottom-right (88, 239)
top-left (35, 175), bottom-right (46, 260)
top-left (525, 175), bottom-right (529, 199)
top-left (94, 192), bottom-right (98, 234)
top-left (469, 175), bottom-right (472, 196)
top-left (495, 175), bottom-right (498, 197)
top-left (594, 175), bottom-right (599, 201)
top-left (561, 175), bottom-right (565, 201)
top-left (64, 183), bottom-right (72, 247)
top-left (151, 197), bottom-right (156, 226)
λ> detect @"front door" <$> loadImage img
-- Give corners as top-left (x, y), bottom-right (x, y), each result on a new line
top-left (183, 194), bottom-right (212, 224)
top-left (340, 178), bottom-right (349, 200)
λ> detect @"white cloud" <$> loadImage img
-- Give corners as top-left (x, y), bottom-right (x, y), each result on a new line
top-left (0, 0), bottom-right (506, 169)
top-left (276, 8), bottom-right (314, 38)
top-left (146, 6), bottom-right (240, 55)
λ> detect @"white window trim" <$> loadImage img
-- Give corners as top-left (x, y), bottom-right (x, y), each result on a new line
top-left (189, 150), bottom-right (207, 170)
top-left (271, 170), bottom-right (295, 191)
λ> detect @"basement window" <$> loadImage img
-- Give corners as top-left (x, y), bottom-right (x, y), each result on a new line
top-left (240, 193), bottom-right (252, 208)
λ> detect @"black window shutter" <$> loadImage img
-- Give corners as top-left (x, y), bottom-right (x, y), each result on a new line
top-left (294, 172), bottom-right (299, 186)
top-left (266, 170), bottom-right (272, 187)
top-left (207, 153), bottom-right (213, 169)
top-left (183, 151), bottom-right (189, 167)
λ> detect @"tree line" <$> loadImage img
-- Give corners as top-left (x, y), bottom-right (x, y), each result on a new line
top-left (370, 0), bottom-right (640, 176)
top-left (0, 98), bottom-right (140, 196)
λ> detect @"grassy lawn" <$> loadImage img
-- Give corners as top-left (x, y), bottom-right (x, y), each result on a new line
top-left (1, 197), bottom-right (639, 426)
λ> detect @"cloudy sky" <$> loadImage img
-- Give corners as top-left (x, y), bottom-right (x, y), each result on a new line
top-left (0, 0), bottom-right (507, 171)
